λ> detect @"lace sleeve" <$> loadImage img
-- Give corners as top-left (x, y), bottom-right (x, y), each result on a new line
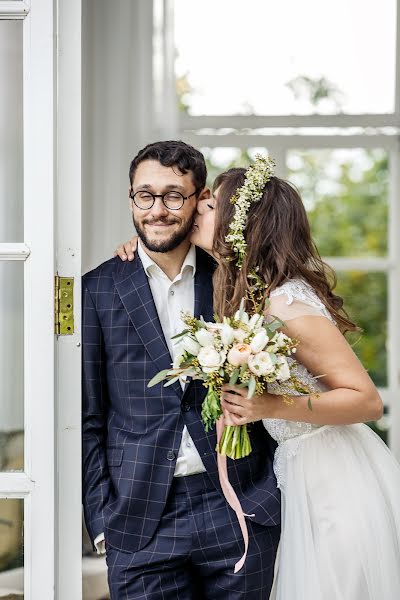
top-left (267, 279), bottom-right (336, 324)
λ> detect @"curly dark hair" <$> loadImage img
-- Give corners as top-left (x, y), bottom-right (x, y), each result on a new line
top-left (129, 140), bottom-right (207, 193)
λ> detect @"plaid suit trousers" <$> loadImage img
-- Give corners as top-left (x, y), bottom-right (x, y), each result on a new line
top-left (106, 471), bottom-right (280, 600)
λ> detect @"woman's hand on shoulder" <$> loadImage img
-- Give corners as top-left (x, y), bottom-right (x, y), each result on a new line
top-left (113, 236), bottom-right (138, 261)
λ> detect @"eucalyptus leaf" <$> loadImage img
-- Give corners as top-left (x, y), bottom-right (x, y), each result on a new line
top-left (164, 375), bottom-right (182, 387)
top-left (237, 381), bottom-right (248, 389)
top-left (148, 369), bottom-right (171, 387)
top-left (267, 320), bottom-right (283, 333)
top-left (247, 376), bottom-right (257, 399)
top-left (229, 369), bottom-right (240, 385)
top-left (170, 329), bottom-right (190, 340)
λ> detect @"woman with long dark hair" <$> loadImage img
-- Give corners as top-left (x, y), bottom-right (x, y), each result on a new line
top-left (116, 159), bottom-right (400, 599)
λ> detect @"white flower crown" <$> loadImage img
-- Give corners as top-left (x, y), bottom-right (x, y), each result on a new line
top-left (225, 154), bottom-right (275, 269)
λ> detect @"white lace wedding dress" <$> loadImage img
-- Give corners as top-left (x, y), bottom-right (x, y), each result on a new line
top-left (263, 279), bottom-right (400, 600)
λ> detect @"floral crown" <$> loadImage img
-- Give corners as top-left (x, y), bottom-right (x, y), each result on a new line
top-left (225, 154), bottom-right (275, 269)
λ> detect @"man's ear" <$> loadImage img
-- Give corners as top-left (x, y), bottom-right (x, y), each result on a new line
top-left (128, 187), bottom-right (133, 212)
top-left (197, 187), bottom-right (211, 201)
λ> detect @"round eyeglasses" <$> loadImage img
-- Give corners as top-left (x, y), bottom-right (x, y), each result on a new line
top-left (129, 188), bottom-right (199, 210)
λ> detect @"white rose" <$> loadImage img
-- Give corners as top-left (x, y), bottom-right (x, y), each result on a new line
top-left (276, 355), bottom-right (291, 381)
top-left (197, 346), bottom-right (225, 373)
top-left (195, 328), bottom-right (215, 347)
top-left (233, 328), bottom-right (247, 343)
top-left (250, 329), bottom-right (269, 353)
top-left (221, 323), bottom-right (235, 346)
top-left (248, 352), bottom-right (275, 376)
top-left (182, 336), bottom-right (201, 356)
top-left (248, 313), bottom-right (264, 330)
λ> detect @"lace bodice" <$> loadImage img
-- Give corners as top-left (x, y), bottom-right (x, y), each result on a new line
top-left (262, 279), bottom-right (335, 444)
top-left (268, 278), bottom-right (336, 324)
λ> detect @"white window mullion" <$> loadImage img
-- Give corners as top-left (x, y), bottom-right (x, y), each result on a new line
top-left (23, 0), bottom-right (55, 597)
top-left (322, 257), bottom-right (392, 272)
top-left (0, 472), bottom-right (34, 495)
top-left (387, 144), bottom-right (400, 460)
top-left (180, 132), bottom-right (399, 152)
top-left (0, 243), bottom-right (31, 260)
top-left (0, 1), bottom-right (30, 19)
top-left (180, 113), bottom-right (400, 131)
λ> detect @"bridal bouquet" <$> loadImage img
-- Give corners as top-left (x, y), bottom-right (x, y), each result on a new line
top-left (149, 299), bottom-right (306, 460)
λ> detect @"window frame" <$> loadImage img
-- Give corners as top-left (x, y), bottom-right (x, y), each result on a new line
top-left (165, 0), bottom-right (400, 459)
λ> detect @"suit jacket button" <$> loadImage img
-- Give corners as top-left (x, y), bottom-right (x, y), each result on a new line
top-left (166, 450), bottom-right (176, 461)
top-left (182, 402), bottom-right (191, 412)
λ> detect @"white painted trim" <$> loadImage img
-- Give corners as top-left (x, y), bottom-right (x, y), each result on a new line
top-left (323, 257), bottom-right (394, 272)
top-left (180, 133), bottom-right (399, 151)
top-left (180, 114), bottom-right (400, 130)
top-left (0, 1), bottom-right (29, 18)
top-left (0, 243), bottom-right (31, 260)
top-left (22, 0), bottom-right (55, 597)
top-left (388, 145), bottom-right (400, 460)
top-left (55, 0), bottom-right (82, 597)
top-left (395, 0), bottom-right (400, 117)
top-left (0, 473), bottom-right (34, 495)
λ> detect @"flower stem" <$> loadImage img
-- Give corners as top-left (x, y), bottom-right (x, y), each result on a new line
top-left (217, 424), bottom-right (252, 459)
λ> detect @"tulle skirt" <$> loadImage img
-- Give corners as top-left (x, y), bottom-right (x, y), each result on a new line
top-left (269, 423), bottom-right (400, 600)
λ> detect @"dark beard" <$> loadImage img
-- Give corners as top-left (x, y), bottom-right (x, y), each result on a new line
top-left (133, 214), bottom-right (195, 253)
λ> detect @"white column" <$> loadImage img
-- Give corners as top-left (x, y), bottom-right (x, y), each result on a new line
top-left (82, 0), bottom-right (156, 272)
top-left (153, 0), bottom-right (178, 139)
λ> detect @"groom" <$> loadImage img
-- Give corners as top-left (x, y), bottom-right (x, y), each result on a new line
top-left (82, 140), bottom-right (280, 599)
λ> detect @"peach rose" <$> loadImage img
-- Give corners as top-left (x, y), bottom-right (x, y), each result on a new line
top-left (227, 343), bottom-right (252, 367)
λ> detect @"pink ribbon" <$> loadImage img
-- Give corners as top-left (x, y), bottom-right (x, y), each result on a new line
top-left (216, 414), bottom-right (255, 573)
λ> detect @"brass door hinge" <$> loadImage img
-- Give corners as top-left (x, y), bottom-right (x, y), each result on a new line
top-left (55, 276), bottom-right (74, 335)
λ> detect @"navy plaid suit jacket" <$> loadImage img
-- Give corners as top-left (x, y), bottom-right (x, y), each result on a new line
top-left (82, 248), bottom-right (280, 554)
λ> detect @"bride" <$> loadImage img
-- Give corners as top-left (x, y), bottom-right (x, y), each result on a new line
top-left (115, 157), bottom-right (400, 599)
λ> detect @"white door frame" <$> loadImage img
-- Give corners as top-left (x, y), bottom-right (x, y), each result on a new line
top-left (55, 0), bottom-right (82, 598)
top-left (0, 0), bottom-right (55, 597)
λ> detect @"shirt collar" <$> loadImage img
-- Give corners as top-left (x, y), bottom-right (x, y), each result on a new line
top-left (138, 240), bottom-right (196, 280)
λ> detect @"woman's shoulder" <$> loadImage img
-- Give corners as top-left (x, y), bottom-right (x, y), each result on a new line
top-left (270, 278), bottom-right (324, 307)
top-left (268, 278), bottom-right (336, 323)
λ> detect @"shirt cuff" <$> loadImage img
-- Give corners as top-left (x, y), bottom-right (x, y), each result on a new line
top-left (94, 532), bottom-right (106, 555)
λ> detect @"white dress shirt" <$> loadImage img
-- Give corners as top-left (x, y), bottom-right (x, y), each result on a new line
top-left (94, 242), bottom-right (206, 554)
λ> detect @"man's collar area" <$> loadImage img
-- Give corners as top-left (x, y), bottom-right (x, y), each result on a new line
top-left (137, 240), bottom-right (196, 280)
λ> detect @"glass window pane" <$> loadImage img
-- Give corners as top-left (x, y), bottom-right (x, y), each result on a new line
top-left (287, 149), bottom-right (388, 257)
top-left (0, 20), bottom-right (24, 242)
top-left (202, 147), bottom-right (270, 186)
top-left (335, 271), bottom-right (387, 387)
top-left (0, 498), bottom-right (23, 596)
top-left (0, 262), bottom-right (24, 472)
top-left (175, 0), bottom-right (396, 115)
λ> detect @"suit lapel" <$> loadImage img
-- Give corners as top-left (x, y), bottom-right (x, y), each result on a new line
top-left (113, 257), bottom-right (182, 399)
top-left (182, 250), bottom-right (214, 398)
top-left (194, 249), bottom-right (214, 322)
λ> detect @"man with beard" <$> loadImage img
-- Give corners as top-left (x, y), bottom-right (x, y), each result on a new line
top-left (81, 141), bottom-right (280, 599)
